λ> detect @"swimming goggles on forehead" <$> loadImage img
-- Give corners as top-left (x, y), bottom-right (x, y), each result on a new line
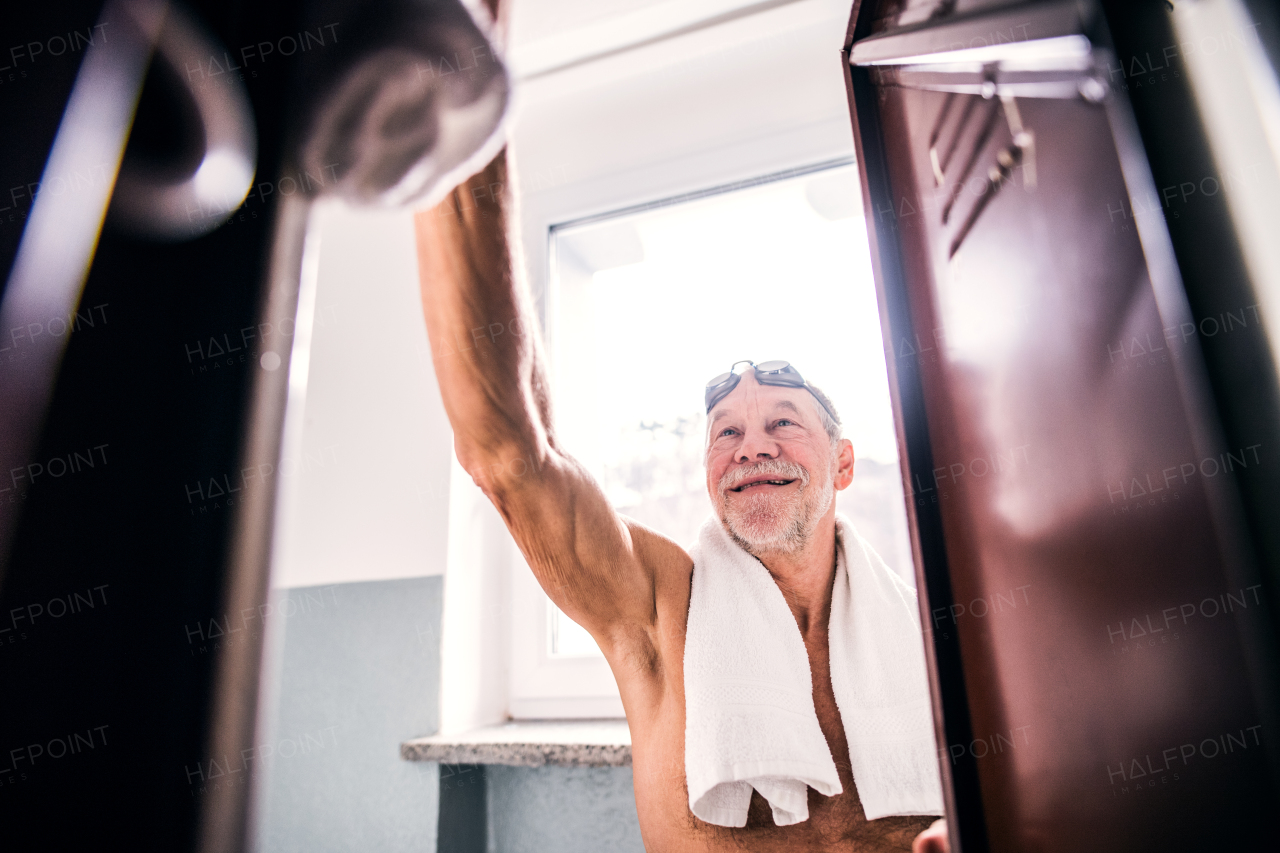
top-left (704, 360), bottom-right (837, 420)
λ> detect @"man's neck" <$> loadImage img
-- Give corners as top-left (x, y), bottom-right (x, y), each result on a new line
top-left (755, 510), bottom-right (839, 636)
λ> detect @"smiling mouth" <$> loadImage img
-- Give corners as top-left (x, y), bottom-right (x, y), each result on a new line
top-left (731, 479), bottom-right (797, 493)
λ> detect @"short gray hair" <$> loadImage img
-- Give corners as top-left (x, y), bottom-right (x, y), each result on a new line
top-left (806, 382), bottom-right (843, 447)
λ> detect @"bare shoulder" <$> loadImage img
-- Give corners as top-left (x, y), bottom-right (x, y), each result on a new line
top-left (624, 519), bottom-right (695, 595)
top-left (625, 519), bottom-right (694, 615)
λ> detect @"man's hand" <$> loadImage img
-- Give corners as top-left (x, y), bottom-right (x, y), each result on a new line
top-left (913, 818), bottom-right (950, 853)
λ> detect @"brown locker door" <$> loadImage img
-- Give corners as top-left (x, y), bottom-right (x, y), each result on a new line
top-left (843, 2), bottom-right (1280, 851)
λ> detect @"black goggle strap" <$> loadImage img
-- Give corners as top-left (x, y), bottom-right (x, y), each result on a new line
top-left (757, 372), bottom-right (835, 421)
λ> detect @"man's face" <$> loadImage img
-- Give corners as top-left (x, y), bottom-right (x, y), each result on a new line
top-left (704, 371), bottom-right (853, 556)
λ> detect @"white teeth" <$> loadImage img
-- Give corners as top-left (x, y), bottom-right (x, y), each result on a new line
top-left (736, 479), bottom-right (791, 490)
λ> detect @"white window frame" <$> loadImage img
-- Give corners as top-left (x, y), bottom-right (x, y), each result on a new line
top-left (460, 0), bottom-right (862, 722)
top-left (507, 550), bottom-right (627, 719)
top-left (508, 158), bottom-right (865, 719)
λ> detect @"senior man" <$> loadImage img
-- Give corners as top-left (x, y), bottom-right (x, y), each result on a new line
top-left (415, 154), bottom-right (949, 853)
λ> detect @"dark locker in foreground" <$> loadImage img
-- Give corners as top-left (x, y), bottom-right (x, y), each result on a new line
top-left (842, 1), bottom-right (1280, 851)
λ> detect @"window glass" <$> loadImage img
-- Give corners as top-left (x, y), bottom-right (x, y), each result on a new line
top-left (546, 165), bottom-right (913, 658)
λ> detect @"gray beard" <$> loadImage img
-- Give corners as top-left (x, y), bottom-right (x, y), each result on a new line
top-left (717, 458), bottom-right (835, 557)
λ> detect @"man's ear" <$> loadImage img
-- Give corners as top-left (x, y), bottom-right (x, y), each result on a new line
top-left (833, 438), bottom-right (855, 490)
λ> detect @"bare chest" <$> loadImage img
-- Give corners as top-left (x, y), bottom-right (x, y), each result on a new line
top-left (628, 626), bottom-right (883, 852)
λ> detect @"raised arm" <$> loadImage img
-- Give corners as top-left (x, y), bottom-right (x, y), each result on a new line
top-left (414, 153), bottom-right (674, 656)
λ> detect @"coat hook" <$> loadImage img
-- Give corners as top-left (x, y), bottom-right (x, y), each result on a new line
top-left (999, 93), bottom-right (1036, 190)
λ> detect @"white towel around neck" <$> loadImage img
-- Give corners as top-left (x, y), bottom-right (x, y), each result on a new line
top-left (683, 513), bottom-right (943, 827)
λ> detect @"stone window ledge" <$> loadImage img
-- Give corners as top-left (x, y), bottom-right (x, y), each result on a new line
top-left (401, 719), bottom-right (632, 768)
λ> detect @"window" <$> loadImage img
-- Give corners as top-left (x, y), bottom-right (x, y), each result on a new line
top-left (507, 162), bottom-right (914, 716)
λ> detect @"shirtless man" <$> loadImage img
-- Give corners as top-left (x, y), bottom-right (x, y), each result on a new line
top-left (415, 152), bottom-right (949, 852)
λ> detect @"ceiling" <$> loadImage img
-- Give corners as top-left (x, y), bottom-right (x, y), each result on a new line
top-left (506, 0), bottom-right (813, 78)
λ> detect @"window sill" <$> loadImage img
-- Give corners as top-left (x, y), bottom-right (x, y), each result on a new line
top-left (401, 719), bottom-right (632, 768)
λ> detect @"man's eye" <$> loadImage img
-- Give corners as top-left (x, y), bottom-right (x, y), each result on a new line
top-left (776, 419), bottom-right (794, 427)
top-left (720, 428), bottom-right (737, 437)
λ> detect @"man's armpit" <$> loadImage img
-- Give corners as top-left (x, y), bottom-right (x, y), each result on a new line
top-left (600, 619), bottom-right (664, 679)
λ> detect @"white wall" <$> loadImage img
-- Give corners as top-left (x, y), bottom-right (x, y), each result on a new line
top-left (271, 203), bottom-right (453, 588)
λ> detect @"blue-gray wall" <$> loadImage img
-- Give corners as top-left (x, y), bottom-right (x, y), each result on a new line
top-left (487, 766), bottom-right (644, 853)
top-left (254, 576), bottom-right (644, 853)
top-left (255, 577), bottom-right (443, 853)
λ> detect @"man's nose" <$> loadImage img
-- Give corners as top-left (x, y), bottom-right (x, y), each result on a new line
top-left (736, 429), bottom-right (779, 462)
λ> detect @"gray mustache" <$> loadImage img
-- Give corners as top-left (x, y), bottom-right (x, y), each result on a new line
top-left (720, 460), bottom-right (811, 493)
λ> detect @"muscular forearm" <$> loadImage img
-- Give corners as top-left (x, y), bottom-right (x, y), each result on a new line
top-left (408, 0), bottom-right (664, 633)
top-left (414, 153), bottom-right (556, 479)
